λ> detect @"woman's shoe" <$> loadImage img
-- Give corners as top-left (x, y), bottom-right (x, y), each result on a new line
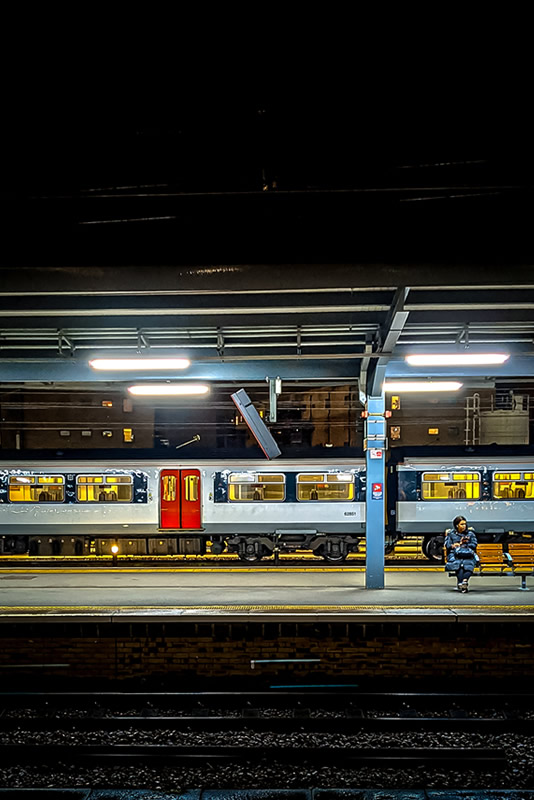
top-left (461, 580), bottom-right (469, 593)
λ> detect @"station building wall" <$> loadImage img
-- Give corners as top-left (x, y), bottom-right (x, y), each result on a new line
top-left (0, 620), bottom-right (533, 684)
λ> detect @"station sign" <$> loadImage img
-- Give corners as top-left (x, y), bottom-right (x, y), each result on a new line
top-left (230, 389), bottom-right (281, 460)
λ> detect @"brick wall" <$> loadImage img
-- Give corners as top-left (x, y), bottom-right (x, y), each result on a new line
top-left (1, 621), bottom-right (533, 682)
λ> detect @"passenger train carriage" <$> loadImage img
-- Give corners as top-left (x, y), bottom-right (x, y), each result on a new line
top-left (393, 456), bottom-right (534, 560)
top-left (0, 453), bottom-right (533, 562)
top-left (0, 460), bottom-right (365, 562)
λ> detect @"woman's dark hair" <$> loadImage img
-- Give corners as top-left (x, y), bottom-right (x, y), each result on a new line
top-left (453, 515), bottom-right (467, 530)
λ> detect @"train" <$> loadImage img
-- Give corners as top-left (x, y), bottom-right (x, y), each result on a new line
top-left (0, 450), bottom-right (532, 562)
top-left (390, 452), bottom-right (534, 560)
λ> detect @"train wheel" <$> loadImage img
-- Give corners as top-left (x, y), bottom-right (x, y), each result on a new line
top-left (423, 536), bottom-right (445, 562)
top-left (238, 538), bottom-right (265, 563)
top-left (242, 553), bottom-right (264, 563)
top-left (320, 539), bottom-right (348, 564)
top-left (322, 553), bottom-right (347, 564)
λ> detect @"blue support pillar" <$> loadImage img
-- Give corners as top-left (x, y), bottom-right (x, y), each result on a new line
top-left (364, 393), bottom-right (386, 589)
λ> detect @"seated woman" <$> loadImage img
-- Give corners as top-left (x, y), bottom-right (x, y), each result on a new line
top-left (444, 515), bottom-right (477, 593)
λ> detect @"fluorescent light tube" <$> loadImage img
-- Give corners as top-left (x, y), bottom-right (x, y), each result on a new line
top-left (405, 353), bottom-right (509, 366)
top-left (89, 358), bottom-right (190, 370)
top-left (383, 381), bottom-right (463, 392)
top-left (128, 384), bottom-right (209, 396)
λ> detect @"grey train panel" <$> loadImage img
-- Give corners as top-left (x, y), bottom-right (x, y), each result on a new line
top-left (396, 502), bottom-right (534, 534)
top-left (396, 459), bottom-right (534, 535)
top-left (0, 460), bottom-right (366, 537)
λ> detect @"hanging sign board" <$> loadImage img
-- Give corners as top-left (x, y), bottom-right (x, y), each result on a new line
top-left (231, 388), bottom-right (281, 459)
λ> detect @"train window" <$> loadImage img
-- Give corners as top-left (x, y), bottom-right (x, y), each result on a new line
top-left (9, 475), bottom-right (65, 503)
top-left (162, 474), bottom-right (177, 502)
top-left (297, 473), bottom-right (355, 501)
top-left (76, 474), bottom-right (133, 502)
top-left (184, 474), bottom-right (199, 502)
top-left (493, 472), bottom-right (534, 499)
top-left (422, 472), bottom-right (480, 500)
top-left (228, 472), bottom-right (285, 501)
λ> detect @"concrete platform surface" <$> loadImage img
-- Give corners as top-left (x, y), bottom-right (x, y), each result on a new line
top-left (0, 568), bottom-right (533, 622)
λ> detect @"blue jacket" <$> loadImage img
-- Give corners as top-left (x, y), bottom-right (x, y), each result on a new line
top-left (444, 527), bottom-right (477, 563)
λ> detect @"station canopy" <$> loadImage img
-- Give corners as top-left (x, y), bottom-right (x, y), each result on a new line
top-left (1, 103), bottom-right (533, 390)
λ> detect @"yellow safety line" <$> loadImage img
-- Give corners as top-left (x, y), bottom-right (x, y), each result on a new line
top-left (0, 566), bottom-right (443, 574)
top-left (0, 604), bottom-right (533, 613)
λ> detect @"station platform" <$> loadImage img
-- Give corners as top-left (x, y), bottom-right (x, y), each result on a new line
top-left (1, 566), bottom-right (533, 683)
top-left (1, 566), bottom-right (533, 622)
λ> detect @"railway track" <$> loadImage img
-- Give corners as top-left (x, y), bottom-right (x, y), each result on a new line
top-left (1, 692), bottom-right (530, 777)
top-left (1, 691), bottom-right (533, 733)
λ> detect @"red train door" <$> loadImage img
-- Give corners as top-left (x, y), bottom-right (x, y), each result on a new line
top-left (160, 469), bottom-right (201, 529)
top-left (180, 469), bottom-right (201, 529)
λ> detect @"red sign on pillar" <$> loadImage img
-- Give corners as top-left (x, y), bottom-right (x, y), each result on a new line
top-left (372, 483), bottom-right (383, 500)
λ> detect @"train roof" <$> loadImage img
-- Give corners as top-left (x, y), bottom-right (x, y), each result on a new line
top-left (0, 458), bottom-right (366, 469)
top-left (397, 457), bottom-right (534, 470)
top-left (389, 445), bottom-right (534, 463)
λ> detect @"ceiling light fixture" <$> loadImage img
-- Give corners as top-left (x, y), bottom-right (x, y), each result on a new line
top-left (89, 358), bottom-right (190, 370)
top-left (127, 384), bottom-right (209, 396)
top-left (405, 353), bottom-right (509, 366)
top-left (383, 381), bottom-right (463, 392)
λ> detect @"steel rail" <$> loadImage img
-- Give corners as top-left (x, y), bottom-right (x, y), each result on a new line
top-left (0, 559), bottom-right (435, 570)
top-left (0, 284), bottom-right (532, 297)
top-left (0, 744), bottom-right (507, 768)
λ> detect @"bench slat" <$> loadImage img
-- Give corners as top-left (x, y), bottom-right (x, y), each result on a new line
top-left (508, 544), bottom-right (534, 570)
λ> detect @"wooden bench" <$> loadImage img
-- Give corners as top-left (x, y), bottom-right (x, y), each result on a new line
top-left (476, 543), bottom-right (514, 574)
top-left (507, 543), bottom-right (534, 590)
top-left (446, 542), bottom-right (534, 590)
